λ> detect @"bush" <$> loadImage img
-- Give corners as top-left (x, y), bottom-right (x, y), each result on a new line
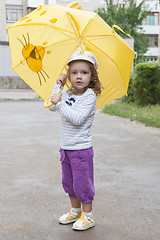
top-left (124, 62), bottom-right (160, 106)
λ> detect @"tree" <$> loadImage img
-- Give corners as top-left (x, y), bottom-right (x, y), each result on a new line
top-left (96, 0), bottom-right (149, 61)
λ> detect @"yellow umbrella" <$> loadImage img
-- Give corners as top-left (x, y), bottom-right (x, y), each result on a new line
top-left (7, 2), bottom-right (135, 110)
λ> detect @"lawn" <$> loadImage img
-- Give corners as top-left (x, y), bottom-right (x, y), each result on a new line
top-left (103, 102), bottom-right (160, 128)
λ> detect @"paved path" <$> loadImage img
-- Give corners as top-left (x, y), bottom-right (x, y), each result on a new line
top-left (0, 99), bottom-right (160, 240)
top-left (0, 89), bottom-right (38, 101)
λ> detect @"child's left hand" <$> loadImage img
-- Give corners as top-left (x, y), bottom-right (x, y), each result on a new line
top-left (51, 93), bottom-right (62, 104)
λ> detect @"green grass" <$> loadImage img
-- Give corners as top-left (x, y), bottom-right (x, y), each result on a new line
top-left (103, 102), bottom-right (160, 128)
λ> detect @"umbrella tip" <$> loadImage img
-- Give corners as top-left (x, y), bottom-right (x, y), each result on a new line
top-left (66, 2), bottom-right (82, 10)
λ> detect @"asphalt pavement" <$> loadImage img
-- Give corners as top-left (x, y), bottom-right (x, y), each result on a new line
top-left (0, 89), bottom-right (160, 240)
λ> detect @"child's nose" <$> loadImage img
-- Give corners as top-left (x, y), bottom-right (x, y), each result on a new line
top-left (77, 72), bottom-right (81, 78)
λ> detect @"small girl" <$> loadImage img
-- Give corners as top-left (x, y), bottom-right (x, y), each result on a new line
top-left (49, 51), bottom-right (101, 231)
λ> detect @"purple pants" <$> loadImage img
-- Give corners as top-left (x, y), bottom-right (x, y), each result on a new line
top-left (59, 147), bottom-right (95, 204)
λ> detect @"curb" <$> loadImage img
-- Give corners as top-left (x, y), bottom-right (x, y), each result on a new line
top-left (0, 89), bottom-right (41, 102)
top-left (0, 98), bottom-right (42, 102)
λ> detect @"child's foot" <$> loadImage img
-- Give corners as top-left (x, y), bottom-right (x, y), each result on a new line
top-left (72, 213), bottom-right (95, 231)
top-left (59, 208), bottom-right (81, 224)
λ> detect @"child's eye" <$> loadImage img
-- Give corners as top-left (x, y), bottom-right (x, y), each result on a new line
top-left (82, 71), bottom-right (87, 74)
top-left (71, 72), bottom-right (76, 75)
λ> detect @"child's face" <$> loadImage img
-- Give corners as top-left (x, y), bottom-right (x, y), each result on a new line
top-left (69, 60), bottom-right (92, 95)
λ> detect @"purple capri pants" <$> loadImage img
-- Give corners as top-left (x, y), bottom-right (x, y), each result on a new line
top-left (59, 147), bottom-right (95, 204)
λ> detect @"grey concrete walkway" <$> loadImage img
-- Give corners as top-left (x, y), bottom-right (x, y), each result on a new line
top-left (0, 97), bottom-right (160, 240)
top-left (0, 89), bottom-right (39, 101)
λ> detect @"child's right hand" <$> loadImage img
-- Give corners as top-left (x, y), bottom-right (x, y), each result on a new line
top-left (56, 73), bottom-right (66, 86)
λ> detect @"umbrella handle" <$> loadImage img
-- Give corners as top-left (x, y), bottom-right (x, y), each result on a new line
top-left (44, 100), bottom-right (54, 108)
top-left (44, 88), bottom-right (61, 108)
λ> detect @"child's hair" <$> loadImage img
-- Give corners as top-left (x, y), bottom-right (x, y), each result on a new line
top-left (66, 62), bottom-right (102, 96)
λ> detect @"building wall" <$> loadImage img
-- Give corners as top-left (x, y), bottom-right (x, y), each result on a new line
top-left (142, 0), bottom-right (160, 61)
top-left (27, 0), bottom-right (106, 11)
top-left (0, 0), bottom-right (159, 80)
top-left (0, 0), bottom-right (7, 41)
top-left (0, 0), bottom-right (106, 79)
top-left (0, 43), bottom-right (16, 76)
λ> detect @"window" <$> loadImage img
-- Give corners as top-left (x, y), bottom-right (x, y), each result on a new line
top-left (62, 0), bottom-right (89, 2)
top-left (48, 0), bottom-right (56, 3)
top-left (6, 6), bottom-right (23, 22)
top-left (27, 7), bottom-right (36, 14)
top-left (147, 35), bottom-right (158, 48)
top-left (154, 13), bottom-right (159, 25)
top-left (119, 0), bottom-right (128, 3)
top-left (146, 56), bottom-right (158, 63)
top-left (143, 12), bottom-right (159, 25)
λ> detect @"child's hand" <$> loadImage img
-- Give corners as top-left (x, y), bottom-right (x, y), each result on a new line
top-left (56, 73), bottom-right (66, 86)
top-left (51, 93), bottom-right (62, 104)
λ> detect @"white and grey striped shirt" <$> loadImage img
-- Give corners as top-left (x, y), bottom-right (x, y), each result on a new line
top-left (49, 84), bottom-right (97, 150)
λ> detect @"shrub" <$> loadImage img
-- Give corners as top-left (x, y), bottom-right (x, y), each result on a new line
top-left (124, 62), bottom-right (160, 106)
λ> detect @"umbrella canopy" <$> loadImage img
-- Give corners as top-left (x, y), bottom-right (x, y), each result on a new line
top-left (7, 2), bottom-right (135, 110)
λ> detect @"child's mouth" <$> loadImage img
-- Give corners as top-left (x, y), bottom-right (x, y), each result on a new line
top-left (76, 81), bottom-right (83, 85)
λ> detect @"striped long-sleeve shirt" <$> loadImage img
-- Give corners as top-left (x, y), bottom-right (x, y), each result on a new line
top-left (49, 84), bottom-right (97, 150)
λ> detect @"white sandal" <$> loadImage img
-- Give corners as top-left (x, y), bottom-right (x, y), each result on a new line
top-left (59, 209), bottom-right (82, 224)
top-left (72, 213), bottom-right (95, 230)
